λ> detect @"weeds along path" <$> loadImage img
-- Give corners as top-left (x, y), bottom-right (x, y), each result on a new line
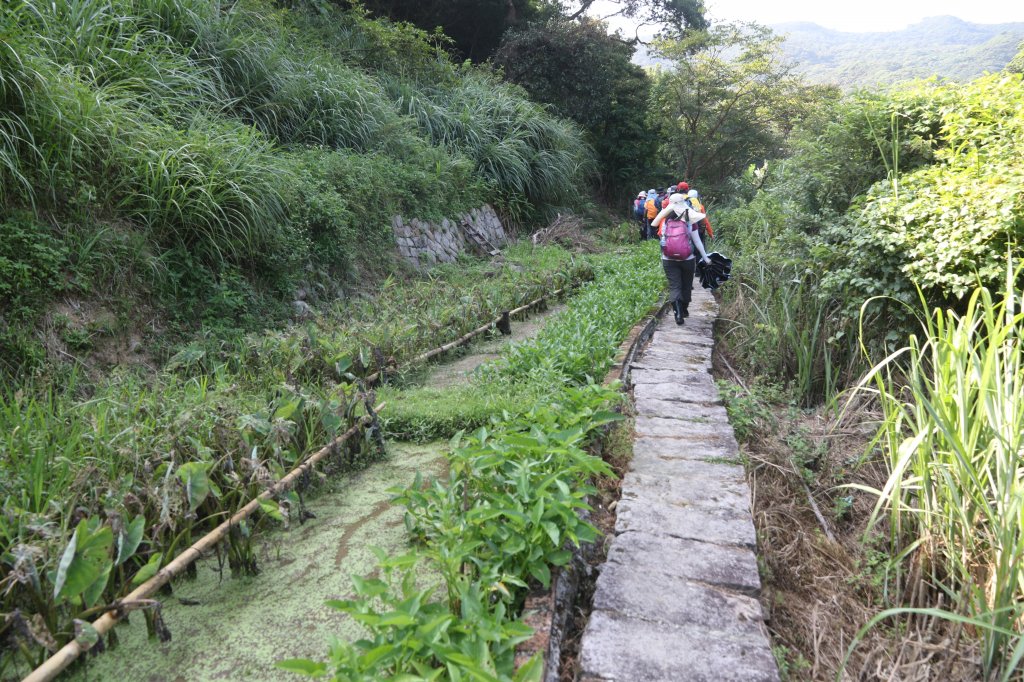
top-left (64, 306), bottom-right (567, 682)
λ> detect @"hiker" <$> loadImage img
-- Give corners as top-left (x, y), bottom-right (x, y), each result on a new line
top-left (661, 186), bottom-right (674, 209)
top-left (686, 189), bottom-right (714, 244)
top-left (643, 189), bottom-right (659, 240)
top-left (652, 193), bottom-right (711, 325)
top-left (633, 191), bottom-right (647, 241)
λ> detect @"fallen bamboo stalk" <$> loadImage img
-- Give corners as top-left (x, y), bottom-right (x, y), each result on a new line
top-left (24, 406), bottom-right (383, 682)
top-left (799, 477), bottom-right (837, 544)
top-left (362, 288), bottom-right (565, 385)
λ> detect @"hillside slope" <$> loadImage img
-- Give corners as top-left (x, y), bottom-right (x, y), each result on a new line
top-left (774, 16), bottom-right (1024, 87)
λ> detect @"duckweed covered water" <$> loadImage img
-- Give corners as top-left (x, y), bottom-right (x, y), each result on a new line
top-left (67, 442), bottom-right (446, 682)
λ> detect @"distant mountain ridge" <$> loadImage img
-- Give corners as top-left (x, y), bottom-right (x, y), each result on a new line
top-left (774, 15), bottom-right (1024, 87)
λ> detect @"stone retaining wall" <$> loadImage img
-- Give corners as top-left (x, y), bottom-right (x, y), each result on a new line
top-left (393, 204), bottom-right (507, 268)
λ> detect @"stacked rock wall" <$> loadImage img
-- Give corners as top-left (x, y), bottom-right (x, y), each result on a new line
top-left (393, 204), bottom-right (507, 268)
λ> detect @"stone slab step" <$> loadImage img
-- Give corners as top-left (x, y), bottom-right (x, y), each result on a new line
top-left (634, 432), bottom-right (741, 458)
top-left (579, 611), bottom-right (779, 682)
top-left (615, 496), bottom-right (758, 549)
top-left (592, 560), bottom-right (765, 633)
top-left (634, 382), bottom-right (723, 405)
top-left (633, 398), bottom-right (728, 420)
top-left (604, 530), bottom-right (763, 597)
top-left (633, 415), bottom-right (735, 441)
top-left (621, 469), bottom-right (750, 513)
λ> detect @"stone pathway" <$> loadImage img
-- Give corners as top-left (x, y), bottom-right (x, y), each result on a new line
top-left (579, 288), bottom-right (779, 682)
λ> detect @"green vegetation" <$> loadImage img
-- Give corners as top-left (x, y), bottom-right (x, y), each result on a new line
top-left (646, 22), bottom-right (831, 196)
top-left (0, 241), bottom-right (595, 675)
top-left (384, 245), bottom-right (665, 439)
top-left (283, 246), bottom-right (663, 680)
top-left (859, 273), bottom-right (1024, 676)
top-left (710, 55), bottom-right (1024, 676)
top-left (0, 0), bottom-right (594, 378)
top-left (494, 18), bottom-right (651, 200)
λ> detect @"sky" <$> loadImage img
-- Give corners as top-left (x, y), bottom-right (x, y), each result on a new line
top-left (592, 0), bottom-right (1024, 34)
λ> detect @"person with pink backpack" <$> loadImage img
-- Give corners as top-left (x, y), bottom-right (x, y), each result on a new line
top-left (651, 192), bottom-right (711, 325)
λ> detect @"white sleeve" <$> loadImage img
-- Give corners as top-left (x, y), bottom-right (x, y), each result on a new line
top-left (690, 226), bottom-right (708, 260)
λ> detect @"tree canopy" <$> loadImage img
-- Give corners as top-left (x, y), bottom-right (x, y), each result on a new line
top-left (494, 18), bottom-right (651, 200)
top-left (647, 22), bottom-right (811, 195)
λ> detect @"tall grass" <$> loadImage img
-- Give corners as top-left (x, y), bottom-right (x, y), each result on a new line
top-left (390, 72), bottom-right (594, 223)
top-left (714, 201), bottom-right (859, 406)
top-left (856, 267), bottom-right (1024, 677)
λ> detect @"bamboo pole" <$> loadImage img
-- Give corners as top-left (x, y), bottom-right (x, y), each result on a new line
top-left (361, 288), bottom-right (565, 385)
top-left (24, 407), bottom-right (382, 682)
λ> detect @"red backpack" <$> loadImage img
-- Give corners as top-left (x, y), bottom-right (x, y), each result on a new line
top-left (661, 213), bottom-right (693, 260)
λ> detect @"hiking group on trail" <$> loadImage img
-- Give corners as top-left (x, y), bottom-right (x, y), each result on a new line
top-left (633, 180), bottom-right (731, 325)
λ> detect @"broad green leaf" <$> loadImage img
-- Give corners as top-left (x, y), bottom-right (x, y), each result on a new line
top-left (53, 525), bottom-right (79, 599)
top-left (116, 515), bottom-right (145, 565)
top-left (259, 498), bottom-right (284, 521)
top-left (274, 397), bottom-right (302, 421)
top-left (177, 462), bottom-right (211, 511)
top-left (73, 620), bottom-right (100, 649)
top-left (275, 659), bottom-right (327, 677)
top-left (513, 654), bottom-right (544, 682)
top-left (529, 562), bottom-right (551, 588)
top-left (82, 564), bottom-right (111, 608)
top-left (55, 521), bottom-right (113, 601)
top-left (541, 521), bottom-right (560, 546)
top-left (131, 552), bottom-right (162, 585)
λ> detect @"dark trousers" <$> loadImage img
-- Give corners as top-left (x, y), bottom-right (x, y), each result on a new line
top-left (662, 257), bottom-right (695, 312)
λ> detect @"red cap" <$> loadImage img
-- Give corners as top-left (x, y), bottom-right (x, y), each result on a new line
top-left (677, 182), bottom-right (689, 191)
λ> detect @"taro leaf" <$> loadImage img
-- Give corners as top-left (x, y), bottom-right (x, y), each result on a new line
top-left (320, 412), bottom-right (342, 436)
top-left (73, 619), bottom-right (100, 650)
top-left (276, 659), bottom-right (327, 677)
top-left (116, 515), bottom-right (145, 565)
top-left (132, 552), bottom-right (163, 585)
top-left (82, 563), bottom-right (111, 608)
top-left (52, 525), bottom-right (79, 599)
top-left (54, 520), bottom-right (113, 602)
top-left (274, 397), bottom-right (302, 421)
top-left (258, 498), bottom-right (284, 521)
top-left (176, 461), bottom-right (211, 511)
top-left (334, 355), bottom-right (352, 375)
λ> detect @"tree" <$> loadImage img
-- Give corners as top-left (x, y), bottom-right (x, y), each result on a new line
top-left (550, 0), bottom-right (708, 39)
top-left (494, 18), bottom-right (652, 201)
top-left (647, 22), bottom-right (808, 196)
top-left (350, 0), bottom-right (540, 61)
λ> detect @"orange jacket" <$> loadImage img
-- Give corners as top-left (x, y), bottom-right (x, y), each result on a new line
top-left (645, 199), bottom-right (659, 220)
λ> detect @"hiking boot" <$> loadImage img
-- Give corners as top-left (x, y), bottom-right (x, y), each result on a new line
top-left (673, 300), bottom-right (684, 325)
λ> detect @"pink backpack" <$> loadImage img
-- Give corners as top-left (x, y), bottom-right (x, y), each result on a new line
top-left (661, 214), bottom-right (692, 260)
